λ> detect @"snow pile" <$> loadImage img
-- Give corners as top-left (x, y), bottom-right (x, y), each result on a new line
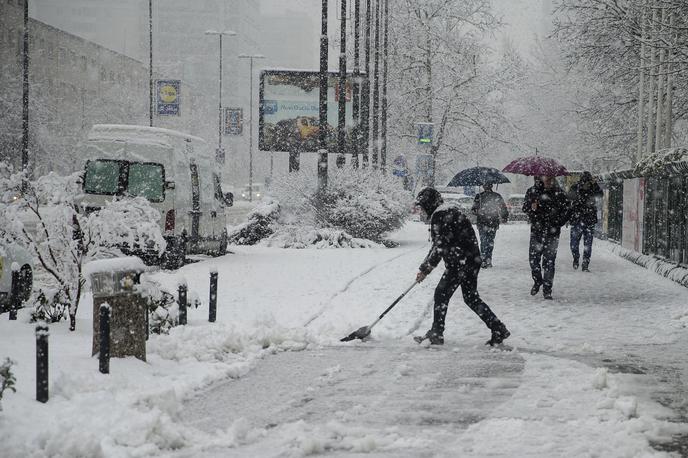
top-left (0, 315), bottom-right (321, 458)
top-left (266, 226), bottom-right (380, 249)
top-left (606, 242), bottom-right (688, 288)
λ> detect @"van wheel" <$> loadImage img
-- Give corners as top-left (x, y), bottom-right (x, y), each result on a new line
top-left (16, 265), bottom-right (33, 302)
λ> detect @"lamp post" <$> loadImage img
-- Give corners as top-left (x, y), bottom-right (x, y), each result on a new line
top-left (238, 54), bottom-right (265, 202)
top-left (206, 30), bottom-right (237, 157)
top-left (22, 0), bottom-right (30, 182)
top-left (148, 0), bottom-right (153, 127)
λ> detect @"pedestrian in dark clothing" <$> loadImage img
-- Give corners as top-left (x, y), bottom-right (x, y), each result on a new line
top-left (471, 183), bottom-right (509, 268)
top-left (568, 171), bottom-right (603, 272)
top-left (414, 187), bottom-right (510, 346)
top-left (522, 176), bottom-right (570, 300)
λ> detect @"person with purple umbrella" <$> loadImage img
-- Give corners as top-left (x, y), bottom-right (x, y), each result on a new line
top-left (522, 176), bottom-right (570, 300)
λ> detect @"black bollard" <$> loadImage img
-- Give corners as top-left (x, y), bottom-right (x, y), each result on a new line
top-left (178, 284), bottom-right (187, 325)
top-left (36, 324), bottom-right (49, 403)
top-left (209, 271), bottom-right (218, 323)
top-left (99, 304), bottom-right (110, 374)
top-left (8, 270), bottom-right (20, 321)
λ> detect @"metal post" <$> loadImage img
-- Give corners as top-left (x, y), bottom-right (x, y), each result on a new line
top-left (149, 0), bottom-right (153, 127)
top-left (636, 5), bottom-right (646, 162)
top-left (352, 0), bottom-right (361, 168)
top-left (380, 0), bottom-right (389, 172)
top-left (36, 324), bottom-right (48, 402)
top-left (361, 0), bottom-right (371, 167)
top-left (209, 271), bottom-right (218, 322)
top-left (219, 34), bottom-right (223, 150)
top-left (371, 0), bottom-right (380, 168)
top-left (249, 57), bottom-right (254, 202)
top-left (8, 270), bottom-right (20, 320)
top-left (336, 0), bottom-right (347, 168)
top-left (99, 304), bottom-right (110, 374)
top-left (318, 0), bottom-right (330, 190)
top-left (178, 284), bottom-right (187, 325)
top-left (22, 0), bottom-right (29, 180)
top-left (646, 2), bottom-right (657, 155)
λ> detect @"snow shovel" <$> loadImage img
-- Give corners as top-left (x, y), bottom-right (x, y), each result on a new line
top-left (340, 281), bottom-right (418, 342)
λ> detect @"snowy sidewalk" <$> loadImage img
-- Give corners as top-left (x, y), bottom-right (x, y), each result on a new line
top-left (1, 222), bottom-right (687, 457)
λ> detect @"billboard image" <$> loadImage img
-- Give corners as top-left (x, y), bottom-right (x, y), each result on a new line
top-left (259, 70), bottom-right (360, 153)
top-left (156, 80), bottom-right (181, 116)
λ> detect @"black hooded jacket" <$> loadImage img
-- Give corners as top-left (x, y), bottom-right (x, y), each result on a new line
top-left (568, 177), bottom-right (603, 226)
top-left (522, 181), bottom-right (570, 237)
top-left (419, 202), bottom-right (482, 274)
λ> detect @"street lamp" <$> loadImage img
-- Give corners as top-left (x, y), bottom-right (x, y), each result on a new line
top-left (238, 54), bottom-right (265, 202)
top-left (205, 30), bottom-right (237, 157)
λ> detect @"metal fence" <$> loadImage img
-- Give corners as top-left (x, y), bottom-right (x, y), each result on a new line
top-left (606, 180), bottom-right (624, 244)
top-left (644, 175), bottom-right (688, 265)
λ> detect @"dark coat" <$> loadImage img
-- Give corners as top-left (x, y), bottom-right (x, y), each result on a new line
top-left (419, 203), bottom-right (482, 274)
top-left (568, 180), bottom-right (603, 226)
top-left (522, 183), bottom-right (570, 237)
top-left (472, 190), bottom-right (509, 228)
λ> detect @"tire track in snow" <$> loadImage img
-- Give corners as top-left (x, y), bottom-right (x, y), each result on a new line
top-left (302, 246), bottom-right (426, 328)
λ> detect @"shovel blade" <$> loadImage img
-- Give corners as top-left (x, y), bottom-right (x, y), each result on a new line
top-left (340, 325), bottom-right (371, 342)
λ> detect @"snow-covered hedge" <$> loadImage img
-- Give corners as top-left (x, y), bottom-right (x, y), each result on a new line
top-left (269, 168), bottom-right (412, 244)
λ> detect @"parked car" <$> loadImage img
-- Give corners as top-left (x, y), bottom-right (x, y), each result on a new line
top-left (0, 241), bottom-right (33, 314)
top-left (506, 194), bottom-right (527, 222)
top-left (436, 187), bottom-right (477, 223)
top-left (241, 184), bottom-right (264, 200)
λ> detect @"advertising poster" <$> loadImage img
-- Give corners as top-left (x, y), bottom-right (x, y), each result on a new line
top-left (224, 108), bottom-right (243, 135)
top-left (259, 70), bottom-right (359, 153)
top-left (156, 80), bottom-right (181, 116)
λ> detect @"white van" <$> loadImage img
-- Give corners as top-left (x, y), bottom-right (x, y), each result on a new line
top-left (78, 124), bottom-right (231, 268)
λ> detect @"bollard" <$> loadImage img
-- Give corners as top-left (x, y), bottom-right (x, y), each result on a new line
top-left (35, 324), bottom-right (49, 403)
top-left (209, 271), bottom-right (218, 323)
top-left (8, 270), bottom-right (20, 321)
top-left (99, 304), bottom-right (110, 374)
top-left (178, 284), bottom-right (187, 325)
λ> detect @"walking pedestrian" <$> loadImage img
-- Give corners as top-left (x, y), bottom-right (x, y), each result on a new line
top-left (522, 176), bottom-right (570, 300)
top-left (568, 171), bottom-right (603, 272)
top-left (414, 187), bottom-right (510, 346)
top-left (471, 183), bottom-right (509, 268)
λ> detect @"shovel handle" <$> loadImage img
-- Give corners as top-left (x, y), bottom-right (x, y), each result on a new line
top-left (369, 281), bottom-right (418, 330)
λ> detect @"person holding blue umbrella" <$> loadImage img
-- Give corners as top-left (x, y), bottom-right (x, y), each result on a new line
top-left (471, 183), bottom-right (508, 268)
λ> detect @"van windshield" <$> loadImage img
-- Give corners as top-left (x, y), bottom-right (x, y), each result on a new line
top-left (84, 160), bottom-right (164, 202)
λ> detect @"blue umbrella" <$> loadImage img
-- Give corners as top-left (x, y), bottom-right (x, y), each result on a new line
top-left (447, 167), bottom-right (510, 187)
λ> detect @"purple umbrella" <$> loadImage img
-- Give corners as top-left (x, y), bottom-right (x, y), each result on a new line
top-left (502, 156), bottom-right (569, 177)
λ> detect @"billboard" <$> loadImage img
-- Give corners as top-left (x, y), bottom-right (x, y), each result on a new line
top-left (259, 70), bottom-right (360, 153)
top-left (156, 80), bottom-right (180, 116)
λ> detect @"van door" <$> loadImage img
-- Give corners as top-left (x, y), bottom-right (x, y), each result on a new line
top-left (189, 161), bottom-right (201, 243)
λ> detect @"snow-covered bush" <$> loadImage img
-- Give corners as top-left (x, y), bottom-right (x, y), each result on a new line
top-left (270, 168), bottom-right (412, 243)
top-left (0, 165), bottom-right (165, 331)
top-left (0, 358), bottom-right (16, 411)
top-left (136, 279), bottom-right (179, 335)
top-left (266, 226), bottom-right (380, 249)
top-left (227, 199), bottom-right (280, 245)
top-left (29, 288), bottom-right (70, 323)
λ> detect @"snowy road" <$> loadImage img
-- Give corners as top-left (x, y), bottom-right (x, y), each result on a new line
top-left (164, 223), bottom-right (688, 457)
top-left (2, 222), bottom-right (687, 457)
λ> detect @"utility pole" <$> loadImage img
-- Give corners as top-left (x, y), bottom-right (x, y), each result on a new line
top-left (636, 5), bottom-right (646, 163)
top-left (22, 0), bottom-right (30, 181)
top-left (664, 9), bottom-right (675, 148)
top-left (352, 0), bottom-right (361, 168)
top-left (361, 0), bottom-right (371, 167)
top-left (336, 0), bottom-right (347, 168)
top-left (318, 0), bottom-right (329, 190)
top-left (645, 2), bottom-right (657, 155)
top-left (371, 0), bottom-right (380, 167)
top-left (654, 6), bottom-right (667, 152)
top-left (206, 31), bottom-right (237, 157)
top-left (149, 0), bottom-right (153, 127)
top-left (380, 0), bottom-right (389, 172)
top-left (238, 54), bottom-right (265, 202)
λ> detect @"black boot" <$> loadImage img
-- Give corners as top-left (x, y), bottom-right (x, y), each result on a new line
top-left (422, 328), bottom-right (444, 345)
top-left (530, 282), bottom-right (541, 296)
top-left (486, 321), bottom-right (510, 346)
top-left (572, 259), bottom-right (579, 270)
top-left (581, 261), bottom-right (589, 272)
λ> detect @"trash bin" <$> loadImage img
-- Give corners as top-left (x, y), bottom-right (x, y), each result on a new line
top-left (86, 257), bottom-right (147, 362)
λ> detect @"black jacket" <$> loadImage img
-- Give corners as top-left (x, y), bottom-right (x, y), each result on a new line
top-left (419, 203), bottom-right (482, 274)
top-left (523, 183), bottom-right (570, 237)
top-left (472, 190), bottom-right (509, 228)
top-left (568, 181), bottom-right (602, 226)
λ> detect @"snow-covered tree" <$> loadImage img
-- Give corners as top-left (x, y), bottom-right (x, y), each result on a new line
top-left (0, 165), bottom-right (165, 331)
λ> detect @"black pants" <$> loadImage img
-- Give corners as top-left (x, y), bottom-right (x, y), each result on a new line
top-left (529, 228), bottom-right (560, 293)
top-left (477, 224), bottom-right (497, 264)
top-left (432, 265), bottom-right (499, 335)
top-left (570, 222), bottom-right (594, 267)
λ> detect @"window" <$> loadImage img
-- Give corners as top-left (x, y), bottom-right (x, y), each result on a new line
top-left (127, 163), bottom-right (164, 202)
top-left (84, 160), bottom-right (122, 195)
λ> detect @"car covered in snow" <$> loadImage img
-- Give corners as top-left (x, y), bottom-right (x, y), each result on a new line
top-left (0, 241), bottom-right (33, 313)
